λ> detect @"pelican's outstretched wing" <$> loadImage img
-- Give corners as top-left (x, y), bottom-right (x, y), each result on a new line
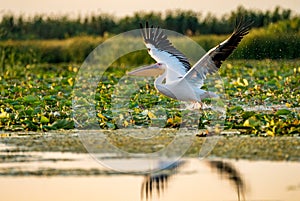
top-left (140, 160), bottom-right (185, 201)
top-left (182, 19), bottom-right (253, 87)
top-left (207, 160), bottom-right (246, 201)
top-left (140, 22), bottom-right (191, 73)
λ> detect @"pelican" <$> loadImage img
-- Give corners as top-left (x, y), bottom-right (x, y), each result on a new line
top-left (128, 20), bottom-right (252, 109)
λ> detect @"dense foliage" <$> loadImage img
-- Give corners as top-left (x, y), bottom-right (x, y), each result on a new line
top-left (0, 6), bottom-right (299, 136)
top-left (0, 19), bottom-right (299, 67)
top-left (0, 60), bottom-right (299, 136)
top-left (0, 6), bottom-right (297, 39)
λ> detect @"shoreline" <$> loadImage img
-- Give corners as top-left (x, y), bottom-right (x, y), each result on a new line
top-left (1, 130), bottom-right (300, 161)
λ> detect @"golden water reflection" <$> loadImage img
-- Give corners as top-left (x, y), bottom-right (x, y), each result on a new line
top-left (140, 160), bottom-right (245, 201)
top-left (0, 158), bottom-right (299, 201)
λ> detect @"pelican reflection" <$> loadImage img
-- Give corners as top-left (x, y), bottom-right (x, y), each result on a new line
top-left (207, 160), bottom-right (246, 201)
top-left (140, 160), bottom-right (185, 201)
top-left (140, 160), bottom-right (246, 201)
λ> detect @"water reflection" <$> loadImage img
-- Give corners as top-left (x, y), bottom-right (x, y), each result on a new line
top-left (141, 172), bottom-right (169, 200)
top-left (0, 142), bottom-right (300, 201)
top-left (207, 160), bottom-right (245, 201)
top-left (141, 161), bottom-right (185, 200)
top-left (140, 160), bottom-right (246, 201)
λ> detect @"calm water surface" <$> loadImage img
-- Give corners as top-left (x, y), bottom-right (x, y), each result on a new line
top-left (0, 145), bottom-right (299, 201)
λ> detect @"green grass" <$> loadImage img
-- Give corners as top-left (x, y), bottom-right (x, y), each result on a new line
top-left (0, 59), bottom-right (299, 135)
top-left (0, 25), bottom-right (299, 67)
top-left (0, 36), bottom-right (104, 65)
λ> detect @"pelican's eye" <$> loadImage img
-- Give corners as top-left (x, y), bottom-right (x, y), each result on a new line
top-left (147, 48), bottom-right (150, 52)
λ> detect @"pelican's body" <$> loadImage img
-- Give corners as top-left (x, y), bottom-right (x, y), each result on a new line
top-left (154, 71), bottom-right (214, 102)
top-left (128, 20), bottom-right (252, 108)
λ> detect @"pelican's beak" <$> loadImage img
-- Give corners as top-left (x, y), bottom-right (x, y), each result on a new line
top-left (127, 63), bottom-right (164, 76)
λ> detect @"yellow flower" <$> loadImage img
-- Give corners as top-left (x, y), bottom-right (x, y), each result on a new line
top-left (243, 119), bottom-right (250, 127)
top-left (266, 130), bottom-right (274, 137)
top-left (0, 109), bottom-right (9, 119)
top-left (147, 111), bottom-right (156, 119)
top-left (242, 78), bottom-right (249, 86)
top-left (97, 113), bottom-right (107, 120)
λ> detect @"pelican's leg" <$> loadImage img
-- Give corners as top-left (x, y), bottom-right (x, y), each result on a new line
top-left (201, 102), bottom-right (207, 109)
top-left (186, 101), bottom-right (203, 110)
top-left (201, 101), bottom-right (213, 109)
top-left (195, 101), bottom-right (203, 110)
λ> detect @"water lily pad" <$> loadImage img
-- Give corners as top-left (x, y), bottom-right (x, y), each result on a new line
top-left (241, 111), bottom-right (256, 120)
top-left (228, 106), bottom-right (244, 113)
top-left (49, 119), bottom-right (74, 129)
top-left (275, 109), bottom-right (291, 116)
top-left (23, 95), bottom-right (39, 103)
top-left (40, 116), bottom-right (50, 123)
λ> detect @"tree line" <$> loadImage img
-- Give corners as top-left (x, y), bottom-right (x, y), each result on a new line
top-left (0, 6), bottom-right (296, 40)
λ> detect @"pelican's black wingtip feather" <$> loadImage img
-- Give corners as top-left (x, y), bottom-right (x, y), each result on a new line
top-left (209, 17), bottom-right (253, 68)
top-left (139, 22), bottom-right (147, 42)
top-left (234, 18), bottom-right (254, 36)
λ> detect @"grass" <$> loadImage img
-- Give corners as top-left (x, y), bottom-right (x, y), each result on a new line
top-left (0, 25), bottom-right (299, 66)
top-left (0, 59), bottom-right (299, 136)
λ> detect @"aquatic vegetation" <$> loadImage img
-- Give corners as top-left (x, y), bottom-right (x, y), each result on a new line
top-left (0, 59), bottom-right (299, 135)
top-left (0, 64), bottom-right (75, 131)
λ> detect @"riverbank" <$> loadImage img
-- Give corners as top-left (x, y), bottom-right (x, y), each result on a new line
top-left (1, 130), bottom-right (299, 161)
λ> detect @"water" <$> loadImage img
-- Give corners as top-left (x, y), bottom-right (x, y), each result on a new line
top-left (0, 143), bottom-right (299, 201)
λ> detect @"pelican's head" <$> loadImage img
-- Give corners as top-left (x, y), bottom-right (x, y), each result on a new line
top-left (127, 63), bottom-right (165, 77)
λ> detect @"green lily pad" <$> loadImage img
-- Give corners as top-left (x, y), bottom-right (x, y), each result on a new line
top-left (275, 109), bottom-right (291, 116)
top-left (242, 111), bottom-right (256, 120)
top-left (40, 116), bottom-right (50, 123)
top-left (23, 95), bottom-right (39, 103)
top-left (50, 119), bottom-right (74, 129)
top-left (228, 106), bottom-right (244, 113)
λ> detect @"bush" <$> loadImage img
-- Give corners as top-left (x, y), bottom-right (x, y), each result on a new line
top-left (0, 21), bottom-right (299, 67)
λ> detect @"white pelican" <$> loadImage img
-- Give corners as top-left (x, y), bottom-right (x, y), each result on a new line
top-left (128, 20), bottom-right (252, 109)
